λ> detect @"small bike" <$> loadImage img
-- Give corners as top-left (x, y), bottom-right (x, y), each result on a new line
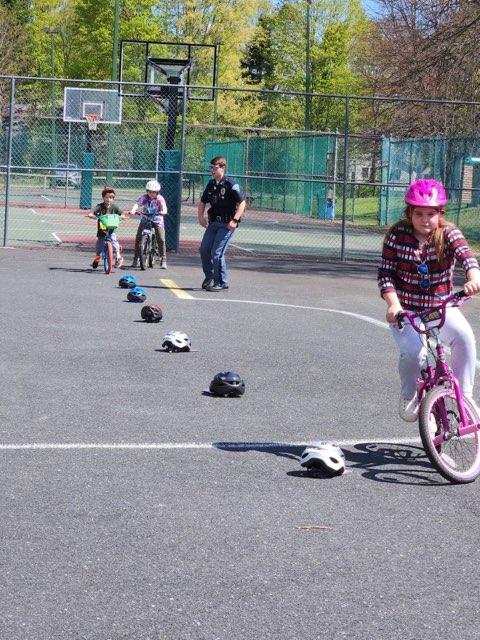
top-left (97, 213), bottom-right (121, 274)
top-left (397, 292), bottom-right (480, 483)
top-left (139, 214), bottom-right (158, 271)
top-left (86, 212), bottom-right (121, 275)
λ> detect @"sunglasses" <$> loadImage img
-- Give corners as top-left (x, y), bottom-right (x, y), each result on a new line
top-left (417, 262), bottom-right (430, 289)
top-left (209, 164), bottom-right (222, 170)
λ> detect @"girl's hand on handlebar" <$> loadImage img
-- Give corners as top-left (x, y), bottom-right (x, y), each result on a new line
top-left (464, 278), bottom-right (480, 297)
top-left (387, 303), bottom-right (403, 324)
top-left (84, 213), bottom-right (95, 218)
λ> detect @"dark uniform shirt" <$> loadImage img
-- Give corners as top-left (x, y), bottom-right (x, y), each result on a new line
top-left (201, 176), bottom-right (245, 224)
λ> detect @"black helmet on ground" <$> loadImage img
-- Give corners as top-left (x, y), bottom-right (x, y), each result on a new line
top-left (209, 371), bottom-right (245, 397)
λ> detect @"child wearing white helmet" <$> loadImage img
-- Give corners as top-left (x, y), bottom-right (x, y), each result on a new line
top-left (129, 179), bottom-right (168, 268)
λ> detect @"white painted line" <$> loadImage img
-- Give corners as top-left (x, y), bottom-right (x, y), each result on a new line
top-left (188, 297), bottom-right (480, 368)
top-left (51, 232), bottom-right (62, 244)
top-left (0, 437), bottom-right (421, 451)
top-left (191, 296), bottom-right (388, 329)
top-left (41, 194), bottom-right (51, 201)
top-left (30, 208), bottom-right (40, 216)
top-left (230, 243), bottom-right (254, 253)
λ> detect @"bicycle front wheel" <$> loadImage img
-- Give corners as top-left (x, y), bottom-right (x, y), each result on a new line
top-left (419, 386), bottom-right (480, 483)
top-left (140, 234), bottom-right (150, 271)
top-left (149, 234), bottom-right (157, 268)
top-left (103, 240), bottom-right (113, 275)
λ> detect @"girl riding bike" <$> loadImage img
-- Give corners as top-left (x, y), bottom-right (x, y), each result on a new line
top-left (377, 178), bottom-right (480, 422)
top-left (129, 179), bottom-right (168, 269)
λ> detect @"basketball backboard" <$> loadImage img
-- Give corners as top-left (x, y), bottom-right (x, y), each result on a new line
top-left (119, 40), bottom-right (217, 101)
top-left (63, 87), bottom-right (122, 125)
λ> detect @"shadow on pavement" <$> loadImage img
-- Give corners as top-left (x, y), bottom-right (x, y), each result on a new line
top-left (213, 440), bottom-right (448, 485)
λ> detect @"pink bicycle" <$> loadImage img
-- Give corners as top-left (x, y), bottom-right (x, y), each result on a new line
top-left (397, 292), bottom-right (480, 483)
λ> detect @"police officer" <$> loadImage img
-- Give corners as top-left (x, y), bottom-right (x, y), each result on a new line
top-left (198, 156), bottom-right (246, 292)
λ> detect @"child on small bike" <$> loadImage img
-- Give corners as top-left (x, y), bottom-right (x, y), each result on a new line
top-left (377, 178), bottom-right (480, 422)
top-left (87, 187), bottom-right (126, 269)
top-left (129, 179), bottom-right (168, 268)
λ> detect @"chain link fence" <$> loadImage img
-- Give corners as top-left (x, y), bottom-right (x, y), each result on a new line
top-left (2, 76), bottom-right (480, 260)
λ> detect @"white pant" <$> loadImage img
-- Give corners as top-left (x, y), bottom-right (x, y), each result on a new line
top-left (390, 306), bottom-right (476, 399)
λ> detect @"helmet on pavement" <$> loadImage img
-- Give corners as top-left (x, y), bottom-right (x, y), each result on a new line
top-left (162, 331), bottom-right (191, 352)
top-left (209, 371), bottom-right (245, 397)
top-left (141, 303), bottom-right (163, 323)
top-left (119, 274), bottom-right (137, 289)
top-left (145, 179), bottom-right (161, 193)
top-left (127, 286), bottom-right (147, 302)
top-left (299, 443), bottom-right (345, 477)
top-left (404, 179), bottom-right (448, 208)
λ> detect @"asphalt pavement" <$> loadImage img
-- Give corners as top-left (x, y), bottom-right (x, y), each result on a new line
top-left (2, 246), bottom-right (480, 640)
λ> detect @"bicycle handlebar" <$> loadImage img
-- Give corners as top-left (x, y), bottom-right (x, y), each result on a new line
top-left (396, 291), bottom-right (470, 333)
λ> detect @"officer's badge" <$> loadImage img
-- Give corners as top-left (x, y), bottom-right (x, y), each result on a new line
top-left (220, 187), bottom-right (226, 196)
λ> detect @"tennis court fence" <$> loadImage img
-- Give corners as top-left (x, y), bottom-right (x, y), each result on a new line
top-left (1, 75), bottom-right (480, 259)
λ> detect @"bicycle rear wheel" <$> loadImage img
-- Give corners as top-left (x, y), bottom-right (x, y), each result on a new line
top-left (140, 234), bottom-right (150, 271)
top-left (419, 386), bottom-right (480, 483)
top-left (103, 240), bottom-right (113, 275)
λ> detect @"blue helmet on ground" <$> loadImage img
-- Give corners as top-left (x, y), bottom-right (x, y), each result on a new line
top-left (119, 274), bottom-right (137, 289)
top-left (127, 286), bottom-right (147, 302)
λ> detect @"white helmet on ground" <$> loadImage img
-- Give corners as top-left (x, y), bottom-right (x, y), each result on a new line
top-left (162, 331), bottom-right (191, 352)
top-left (146, 179), bottom-right (161, 192)
top-left (299, 443), bottom-right (345, 476)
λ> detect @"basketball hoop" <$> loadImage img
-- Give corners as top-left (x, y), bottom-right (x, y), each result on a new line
top-left (85, 114), bottom-right (101, 130)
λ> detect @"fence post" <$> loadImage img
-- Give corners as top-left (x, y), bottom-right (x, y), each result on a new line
top-left (65, 122), bottom-right (72, 208)
top-left (340, 96), bottom-right (350, 261)
top-left (3, 76), bottom-right (16, 247)
top-left (245, 131), bottom-right (249, 203)
top-left (174, 86), bottom-right (188, 252)
top-left (332, 128), bottom-right (339, 219)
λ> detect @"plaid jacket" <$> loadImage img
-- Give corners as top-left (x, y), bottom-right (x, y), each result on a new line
top-left (377, 222), bottom-right (479, 310)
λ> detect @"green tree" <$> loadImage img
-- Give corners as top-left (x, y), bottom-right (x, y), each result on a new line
top-left (171, 0), bottom-right (264, 127)
top-left (0, 4), bottom-right (29, 75)
top-left (67, 0), bottom-right (161, 80)
top-left (0, 0), bottom-right (30, 24)
top-left (242, 0), bottom-right (367, 130)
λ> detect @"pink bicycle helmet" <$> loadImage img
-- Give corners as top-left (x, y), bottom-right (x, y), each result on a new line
top-left (404, 179), bottom-right (448, 207)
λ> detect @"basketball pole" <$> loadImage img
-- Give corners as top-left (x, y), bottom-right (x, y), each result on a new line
top-left (105, 0), bottom-right (121, 187)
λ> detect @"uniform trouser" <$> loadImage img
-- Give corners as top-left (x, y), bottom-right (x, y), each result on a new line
top-left (199, 221), bottom-right (234, 286)
top-left (96, 233), bottom-right (120, 256)
top-left (134, 221), bottom-right (166, 260)
top-left (389, 306), bottom-right (476, 399)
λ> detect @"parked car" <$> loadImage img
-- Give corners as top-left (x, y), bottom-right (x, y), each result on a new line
top-left (49, 163), bottom-right (81, 188)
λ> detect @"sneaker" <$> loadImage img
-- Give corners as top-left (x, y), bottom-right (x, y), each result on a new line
top-left (91, 257), bottom-right (100, 269)
top-left (114, 256), bottom-right (124, 269)
top-left (206, 284), bottom-right (229, 292)
top-left (398, 395), bottom-right (419, 422)
top-left (160, 258), bottom-right (167, 269)
top-left (202, 278), bottom-right (214, 289)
